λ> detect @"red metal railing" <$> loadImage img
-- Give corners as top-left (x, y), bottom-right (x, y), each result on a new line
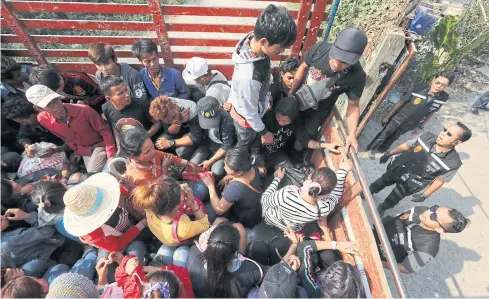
top-left (1, 0), bottom-right (330, 78)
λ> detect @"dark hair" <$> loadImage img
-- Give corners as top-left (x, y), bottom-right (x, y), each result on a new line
top-left (1, 176), bottom-right (15, 209)
top-left (254, 4), bottom-right (297, 47)
top-left (317, 261), bottom-right (365, 298)
top-left (1, 276), bottom-right (43, 298)
top-left (119, 128), bottom-right (149, 158)
top-left (309, 167), bottom-right (337, 197)
top-left (132, 177), bottom-right (181, 216)
top-left (31, 180), bottom-right (67, 214)
top-left (132, 39), bottom-right (159, 60)
top-left (1, 56), bottom-right (21, 80)
top-left (29, 65), bottom-right (61, 90)
top-left (2, 97), bottom-right (36, 120)
top-left (447, 208), bottom-right (470, 233)
top-left (455, 121), bottom-right (472, 142)
top-left (434, 71), bottom-right (455, 84)
top-left (99, 75), bottom-right (125, 96)
top-left (224, 147), bottom-right (254, 173)
top-left (204, 223), bottom-right (240, 298)
top-left (280, 57), bottom-right (300, 73)
top-left (88, 43), bottom-right (116, 65)
top-left (145, 270), bottom-right (181, 298)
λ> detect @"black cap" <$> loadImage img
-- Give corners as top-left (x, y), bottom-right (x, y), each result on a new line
top-left (329, 28), bottom-right (367, 65)
top-left (258, 263), bottom-right (298, 298)
top-left (196, 96), bottom-right (221, 129)
top-left (276, 96), bottom-right (299, 120)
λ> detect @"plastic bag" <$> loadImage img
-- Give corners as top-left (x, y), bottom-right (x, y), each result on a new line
top-left (17, 142), bottom-right (69, 178)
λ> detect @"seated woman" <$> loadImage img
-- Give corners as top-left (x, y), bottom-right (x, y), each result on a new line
top-left (200, 147), bottom-right (264, 227)
top-left (118, 128), bottom-right (202, 219)
top-left (188, 223), bottom-right (266, 298)
top-left (62, 173), bottom-right (147, 282)
top-left (261, 154), bottom-right (352, 234)
top-left (296, 239), bottom-right (364, 298)
top-left (132, 177), bottom-right (210, 266)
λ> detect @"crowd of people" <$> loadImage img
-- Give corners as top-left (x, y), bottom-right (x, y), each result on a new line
top-left (0, 3), bottom-right (473, 298)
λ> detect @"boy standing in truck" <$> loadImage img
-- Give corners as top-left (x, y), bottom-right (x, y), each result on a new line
top-left (228, 4), bottom-right (297, 148)
top-left (88, 43), bottom-right (148, 103)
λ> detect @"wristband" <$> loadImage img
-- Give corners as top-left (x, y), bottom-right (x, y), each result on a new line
top-left (331, 241), bottom-right (337, 250)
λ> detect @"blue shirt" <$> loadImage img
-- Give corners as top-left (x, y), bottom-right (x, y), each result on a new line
top-left (140, 66), bottom-right (190, 100)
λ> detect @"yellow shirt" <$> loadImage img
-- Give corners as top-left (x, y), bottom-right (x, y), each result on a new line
top-left (147, 210), bottom-right (210, 246)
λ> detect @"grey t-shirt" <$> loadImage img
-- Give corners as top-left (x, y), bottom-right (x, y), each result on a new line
top-left (206, 71), bottom-right (231, 105)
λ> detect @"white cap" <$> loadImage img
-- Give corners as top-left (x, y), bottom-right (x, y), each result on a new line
top-left (26, 85), bottom-right (63, 108)
top-left (182, 57), bottom-right (209, 83)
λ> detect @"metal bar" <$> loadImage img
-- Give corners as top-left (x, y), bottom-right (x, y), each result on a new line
top-left (289, 0), bottom-right (314, 58)
top-left (148, 0), bottom-right (174, 67)
top-left (1, 0), bottom-right (48, 65)
top-left (332, 107), bottom-right (409, 298)
top-left (302, 0), bottom-right (331, 52)
top-left (323, 0), bottom-right (340, 41)
top-left (355, 42), bottom-right (417, 136)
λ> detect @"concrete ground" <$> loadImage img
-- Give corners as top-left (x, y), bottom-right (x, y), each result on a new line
top-left (357, 87), bottom-right (489, 297)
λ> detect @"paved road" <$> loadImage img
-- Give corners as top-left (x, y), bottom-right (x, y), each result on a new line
top-left (357, 88), bottom-right (489, 297)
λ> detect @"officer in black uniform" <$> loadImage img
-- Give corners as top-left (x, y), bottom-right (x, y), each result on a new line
top-left (368, 72), bottom-right (455, 159)
top-left (373, 205), bottom-right (470, 273)
top-left (370, 122), bottom-right (472, 214)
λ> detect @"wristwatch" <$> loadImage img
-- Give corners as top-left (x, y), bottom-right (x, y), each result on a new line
top-left (169, 140), bottom-right (176, 148)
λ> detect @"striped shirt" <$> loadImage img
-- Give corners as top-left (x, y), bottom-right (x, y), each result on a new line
top-left (261, 169), bottom-right (348, 231)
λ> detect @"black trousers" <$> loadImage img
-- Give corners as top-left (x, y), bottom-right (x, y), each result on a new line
top-left (368, 120), bottom-right (417, 153)
top-left (370, 171), bottom-right (423, 210)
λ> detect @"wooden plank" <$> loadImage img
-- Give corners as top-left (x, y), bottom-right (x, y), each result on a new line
top-left (302, 0), bottom-right (331, 53)
top-left (1, 34), bottom-right (240, 47)
top-left (358, 28), bottom-right (406, 114)
top-left (7, 1), bottom-right (150, 14)
top-left (149, 0), bottom-right (174, 67)
top-left (290, 0), bottom-right (314, 58)
top-left (0, 19), bottom-right (153, 31)
top-left (1, 0), bottom-right (48, 65)
top-left (52, 62), bottom-right (234, 79)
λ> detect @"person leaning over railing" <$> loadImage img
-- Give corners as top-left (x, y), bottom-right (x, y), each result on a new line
top-left (261, 153), bottom-right (352, 235)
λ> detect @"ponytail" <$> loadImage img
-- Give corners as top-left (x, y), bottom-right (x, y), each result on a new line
top-left (204, 223), bottom-right (240, 298)
top-left (131, 177), bottom-right (181, 216)
top-left (310, 167), bottom-right (337, 196)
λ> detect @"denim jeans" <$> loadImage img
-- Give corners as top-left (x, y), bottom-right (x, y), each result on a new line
top-left (97, 240), bottom-right (147, 283)
top-left (43, 248), bottom-right (98, 284)
top-left (189, 139), bottom-right (226, 179)
top-left (152, 245), bottom-right (190, 268)
top-left (233, 120), bottom-right (257, 148)
top-left (22, 259), bottom-right (52, 278)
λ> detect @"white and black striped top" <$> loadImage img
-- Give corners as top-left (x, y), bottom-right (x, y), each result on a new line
top-left (261, 169), bottom-right (348, 231)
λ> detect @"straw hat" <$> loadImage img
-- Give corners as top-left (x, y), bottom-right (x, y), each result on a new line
top-left (63, 173), bottom-right (120, 237)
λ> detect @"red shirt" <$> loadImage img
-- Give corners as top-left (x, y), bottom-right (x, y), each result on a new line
top-left (37, 104), bottom-right (116, 157)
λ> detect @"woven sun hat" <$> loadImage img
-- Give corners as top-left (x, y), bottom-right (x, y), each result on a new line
top-left (46, 273), bottom-right (99, 298)
top-left (63, 173), bottom-right (120, 237)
